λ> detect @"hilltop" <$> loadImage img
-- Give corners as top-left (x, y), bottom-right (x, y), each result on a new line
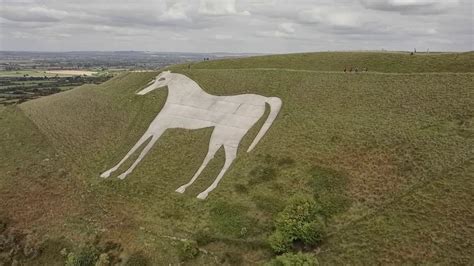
top-left (172, 51), bottom-right (474, 73)
top-left (0, 52), bottom-right (473, 264)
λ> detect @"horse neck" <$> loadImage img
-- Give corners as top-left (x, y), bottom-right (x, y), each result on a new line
top-left (168, 74), bottom-right (204, 98)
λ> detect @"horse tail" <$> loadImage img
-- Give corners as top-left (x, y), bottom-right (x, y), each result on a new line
top-left (247, 97), bottom-right (282, 152)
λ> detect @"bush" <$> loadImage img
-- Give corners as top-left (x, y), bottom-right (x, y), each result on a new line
top-left (268, 197), bottom-right (326, 253)
top-left (65, 245), bottom-right (99, 266)
top-left (299, 218), bottom-right (326, 245)
top-left (194, 229), bottom-right (214, 246)
top-left (95, 253), bottom-right (110, 266)
top-left (268, 230), bottom-right (292, 253)
top-left (267, 252), bottom-right (319, 266)
top-left (177, 240), bottom-right (199, 261)
top-left (125, 251), bottom-right (149, 266)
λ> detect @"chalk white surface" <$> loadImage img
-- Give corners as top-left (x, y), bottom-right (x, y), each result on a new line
top-left (101, 71), bottom-right (282, 199)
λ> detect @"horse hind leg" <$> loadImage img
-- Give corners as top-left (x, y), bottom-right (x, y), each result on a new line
top-left (117, 130), bottom-right (163, 180)
top-left (175, 131), bottom-right (222, 193)
top-left (197, 145), bottom-right (237, 200)
top-left (100, 132), bottom-right (152, 178)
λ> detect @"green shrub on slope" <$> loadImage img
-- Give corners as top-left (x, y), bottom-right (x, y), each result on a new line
top-left (267, 252), bottom-right (319, 266)
top-left (269, 197), bottom-right (326, 253)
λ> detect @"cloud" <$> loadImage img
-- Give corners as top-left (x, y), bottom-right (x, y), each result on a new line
top-left (160, 0), bottom-right (192, 21)
top-left (278, 22), bottom-right (295, 34)
top-left (0, 0), bottom-right (471, 52)
top-left (0, 5), bottom-right (68, 22)
top-left (255, 22), bottom-right (297, 39)
top-left (215, 34), bottom-right (233, 40)
top-left (255, 30), bottom-right (290, 38)
top-left (171, 33), bottom-right (189, 41)
top-left (359, 0), bottom-right (460, 14)
top-left (198, 0), bottom-right (250, 16)
top-left (297, 7), bottom-right (363, 29)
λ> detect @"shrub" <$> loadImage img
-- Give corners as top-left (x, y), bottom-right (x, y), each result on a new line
top-left (64, 244), bottom-right (101, 266)
top-left (268, 197), bottom-right (326, 253)
top-left (125, 251), bottom-right (149, 266)
top-left (194, 229), bottom-right (214, 246)
top-left (95, 253), bottom-right (110, 266)
top-left (299, 218), bottom-right (326, 245)
top-left (177, 240), bottom-right (199, 261)
top-left (267, 252), bottom-right (319, 266)
top-left (268, 230), bottom-right (292, 253)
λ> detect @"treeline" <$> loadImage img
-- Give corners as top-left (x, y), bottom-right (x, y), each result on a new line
top-left (0, 75), bottom-right (114, 105)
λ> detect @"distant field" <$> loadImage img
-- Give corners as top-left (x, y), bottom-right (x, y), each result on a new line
top-left (0, 70), bottom-right (116, 105)
top-left (45, 70), bottom-right (98, 76)
top-left (0, 70), bottom-right (68, 77)
top-left (0, 69), bottom-right (114, 77)
top-left (0, 52), bottom-right (473, 264)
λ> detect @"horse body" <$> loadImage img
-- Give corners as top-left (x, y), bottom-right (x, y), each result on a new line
top-left (100, 71), bottom-right (281, 199)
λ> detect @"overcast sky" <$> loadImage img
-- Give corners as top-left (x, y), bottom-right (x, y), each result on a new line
top-left (0, 0), bottom-right (472, 53)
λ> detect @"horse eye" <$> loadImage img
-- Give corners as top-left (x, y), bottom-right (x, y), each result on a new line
top-left (159, 78), bottom-right (166, 81)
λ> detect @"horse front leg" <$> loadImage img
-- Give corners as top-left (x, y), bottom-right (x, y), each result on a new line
top-left (117, 128), bottom-right (165, 180)
top-left (100, 132), bottom-right (152, 178)
top-left (176, 130), bottom-right (222, 193)
top-left (197, 145), bottom-right (237, 200)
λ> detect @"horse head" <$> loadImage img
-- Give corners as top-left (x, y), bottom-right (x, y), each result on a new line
top-left (137, 71), bottom-right (172, 95)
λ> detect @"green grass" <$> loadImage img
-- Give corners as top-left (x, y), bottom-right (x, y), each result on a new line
top-left (0, 52), bottom-right (472, 264)
top-left (170, 51), bottom-right (474, 73)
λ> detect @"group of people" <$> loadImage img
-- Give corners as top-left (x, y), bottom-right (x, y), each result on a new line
top-left (344, 67), bottom-right (368, 73)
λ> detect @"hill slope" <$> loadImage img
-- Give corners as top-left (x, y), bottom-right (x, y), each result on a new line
top-left (1, 52), bottom-right (473, 264)
top-left (175, 51), bottom-right (474, 73)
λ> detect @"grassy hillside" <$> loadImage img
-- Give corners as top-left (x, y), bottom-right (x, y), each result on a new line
top-left (177, 51), bottom-right (474, 73)
top-left (1, 52), bottom-right (473, 264)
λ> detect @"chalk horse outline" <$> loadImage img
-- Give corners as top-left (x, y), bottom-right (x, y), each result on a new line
top-left (100, 71), bottom-right (282, 199)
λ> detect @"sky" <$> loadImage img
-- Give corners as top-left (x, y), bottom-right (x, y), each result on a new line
top-left (0, 0), bottom-right (472, 53)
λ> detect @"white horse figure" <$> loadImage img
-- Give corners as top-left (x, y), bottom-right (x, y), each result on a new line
top-left (100, 71), bottom-right (282, 199)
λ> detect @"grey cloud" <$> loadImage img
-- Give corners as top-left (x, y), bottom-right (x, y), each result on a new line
top-left (0, 5), bottom-right (69, 22)
top-left (359, 0), bottom-right (461, 14)
top-left (0, 0), bottom-right (471, 53)
top-left (199, 0), bottom-right (250, 16)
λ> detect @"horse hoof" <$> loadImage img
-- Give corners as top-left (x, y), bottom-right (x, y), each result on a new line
top-left (196, 192), bottom-right (208, 200)
top-left (117, 173), bottom-right (127, 180)
top-left (100, 171), bottom-right (111, 178)
top-left (175, 186), bottom-right (186, 193)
